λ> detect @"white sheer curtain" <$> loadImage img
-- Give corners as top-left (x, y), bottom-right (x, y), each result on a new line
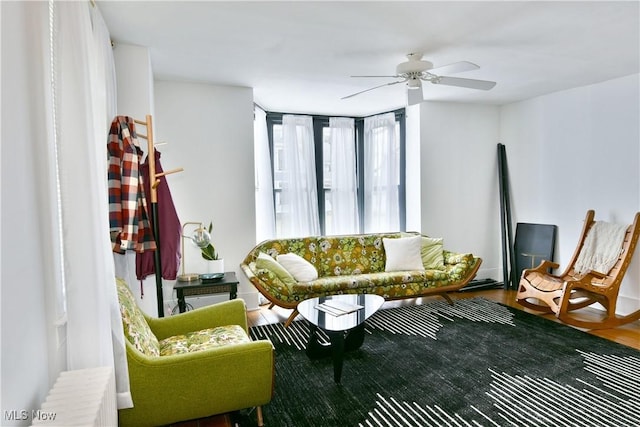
top-left (280, 115), bottom-right (320, 237)
top-left (90, 5), bottom-right (132, 409)
top-left (254, 106), bottom-right (276, 243)
top-left (364, 112), bottom-right (400, 232)
top-left (52, 1), bottom-right (131, 408)
top-left (328, 117), bottom-right (359, 235)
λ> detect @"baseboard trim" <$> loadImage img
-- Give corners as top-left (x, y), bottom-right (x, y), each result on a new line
top-left (239, 291), bottom-right (260, 310)
top-left (615, 294), bottom-right (640, 316)
top-left (476, 266), bottom-right (500, 282)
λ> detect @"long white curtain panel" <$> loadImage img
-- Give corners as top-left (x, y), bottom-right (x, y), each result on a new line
top-left (328, 117), bottom-right (359, 235)
top-left (364, 112), bottom-right (400, 233)
top-left (50, 1), bottom-right (132, 408)
top-left (280, 115), bottom-right (320, 237)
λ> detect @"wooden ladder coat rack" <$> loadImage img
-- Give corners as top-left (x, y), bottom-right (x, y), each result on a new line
top-left (134, 115), bottom-right (183, 317)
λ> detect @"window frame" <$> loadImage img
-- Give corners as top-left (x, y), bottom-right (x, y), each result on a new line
top-left (266, 109), bottom-right (406, 236)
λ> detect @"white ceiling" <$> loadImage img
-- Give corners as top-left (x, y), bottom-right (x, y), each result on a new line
top-left (98, 1), bottom-right (639, 117)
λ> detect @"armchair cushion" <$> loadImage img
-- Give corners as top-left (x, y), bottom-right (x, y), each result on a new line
top-left (159, 324), bottom-right (250, 356)
top-left (116, 278), bottom-right (160, 356)
top-left (148, 298), bottom-right (249, 339)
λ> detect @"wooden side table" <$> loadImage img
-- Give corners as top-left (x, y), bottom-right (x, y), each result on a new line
top-left (174, 272), bottom-right (238, 313)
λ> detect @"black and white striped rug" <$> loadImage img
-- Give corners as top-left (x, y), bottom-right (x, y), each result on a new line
top-left (246, 297), bottom-right (639, 427)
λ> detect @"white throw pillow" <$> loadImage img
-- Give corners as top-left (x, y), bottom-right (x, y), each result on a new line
top-left (383, 235), bottom-right (425, 272)
top-left (276, 253), bottom-right (319, 282)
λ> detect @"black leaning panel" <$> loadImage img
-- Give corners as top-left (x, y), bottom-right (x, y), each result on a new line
top-left (513, 223), bottom-right (557, 285)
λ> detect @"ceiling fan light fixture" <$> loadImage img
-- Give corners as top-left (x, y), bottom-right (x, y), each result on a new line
top-left (407, 78), bottom-right (422, 89)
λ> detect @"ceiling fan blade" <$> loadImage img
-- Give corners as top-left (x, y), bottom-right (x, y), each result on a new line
top-left (341, 80), bottom-right (405, 100)
top-left (350, 75), bottom-right (401, 78)
top-left (407, 87), bottom-right (424, 105)
top-left (428, 61), bottom-right (479, 76)
top-left (433, 76), bottom-right (496, 90)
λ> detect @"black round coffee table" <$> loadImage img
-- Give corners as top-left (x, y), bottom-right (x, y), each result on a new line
top-left (297, 294), bottom-right (384, 383)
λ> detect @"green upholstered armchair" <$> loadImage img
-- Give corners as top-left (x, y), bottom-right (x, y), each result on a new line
top-left (116, 279), bottom-right (274, 427)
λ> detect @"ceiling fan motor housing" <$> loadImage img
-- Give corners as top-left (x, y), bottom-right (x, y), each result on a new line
top-left (396, 53), bottom-right (433, 75)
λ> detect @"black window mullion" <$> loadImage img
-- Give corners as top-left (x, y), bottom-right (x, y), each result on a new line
top-left (265, 113), bottom-right (280, 216)
top-left (396, 110), bottom-right (406, 232)
top-left (355, 118), bottom-right (365, 234)
top-left (313, 118), bottom-right (326, 236)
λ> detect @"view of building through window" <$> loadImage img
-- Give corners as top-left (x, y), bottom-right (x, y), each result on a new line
top-left (322, 127), bottom-right (335, 235)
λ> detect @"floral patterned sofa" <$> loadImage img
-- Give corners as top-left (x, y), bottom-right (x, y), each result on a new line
top-left (240, 232), bottom-right (482, 326)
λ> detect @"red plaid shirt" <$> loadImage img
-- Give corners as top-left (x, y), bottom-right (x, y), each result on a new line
top-left (107, 116), bottom-right (157, 254)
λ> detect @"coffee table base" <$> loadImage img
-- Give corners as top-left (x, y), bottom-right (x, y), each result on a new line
top-left (305, 323), bottom-right (366, 383)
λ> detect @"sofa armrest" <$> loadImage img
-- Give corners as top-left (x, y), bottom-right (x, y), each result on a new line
top-left (442, 251), bottom-right (482, 284)
top-left (146, 299), bottom-right (249, 340)
top-left (443, 251), bottom-right (474, 265)
top-left (240, 262), bottom-right (258, 282)
top-left (241, 262), bottom-right (294, 303)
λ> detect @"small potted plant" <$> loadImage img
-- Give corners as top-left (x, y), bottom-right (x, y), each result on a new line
top-left (201, 222), bottom-right (224, 274)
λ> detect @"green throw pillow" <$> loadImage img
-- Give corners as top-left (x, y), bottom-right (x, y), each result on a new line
top-left (421, 236), bottom-right (445, 270)
top-left (256, 252), bottom-right (296, 285)
top-left (400, 232), bottom-right (445, 270)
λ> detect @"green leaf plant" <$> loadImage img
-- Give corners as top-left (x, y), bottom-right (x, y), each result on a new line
top-left (200, 222), bottom-right (219, 260)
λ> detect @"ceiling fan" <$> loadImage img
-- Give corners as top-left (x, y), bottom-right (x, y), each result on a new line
top-left (342, 53), bottom-right (497, 105)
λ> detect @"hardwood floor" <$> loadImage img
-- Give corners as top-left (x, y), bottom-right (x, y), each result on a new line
top-left (169, 414), bottom-right (231, 427)
top-left (173, 288), bottom-right (639, 427)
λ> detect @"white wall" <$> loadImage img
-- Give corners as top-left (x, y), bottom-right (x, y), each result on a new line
top-left (112, 43), bottom-right (162, 316)
top-left (1, 2), bottom-right (63, 424)
top-left (417, 74), bottom-right (640, 315)
top-left (419, 102), bottom-right (502, 281)
top-left (154, 81), bottom-right (259, 309)
top-left (500, 74), bottom-right (640, 313)
top-left (112, 45), bottom-right (259, 313)
top-left (405, 104), bottom-right (422, 231)
top-left (113, 44), bottom-right (154, 120)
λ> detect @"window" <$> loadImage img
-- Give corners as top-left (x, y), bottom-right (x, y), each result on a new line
top-left (271, 123), bottom-right (285, 232)
top-left (325, 117), bottom-right (358, 235)
top-left (321, 126), bottom-right (334, 233)
top-left (266, 109), bottom-right (405, 236)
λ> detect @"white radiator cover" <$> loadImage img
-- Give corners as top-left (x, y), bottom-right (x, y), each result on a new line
top-left (31, 366), bottom-right (116, 426)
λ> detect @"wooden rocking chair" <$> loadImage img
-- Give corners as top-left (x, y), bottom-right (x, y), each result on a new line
top-left (516, 210), bottom-right (640, 329)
